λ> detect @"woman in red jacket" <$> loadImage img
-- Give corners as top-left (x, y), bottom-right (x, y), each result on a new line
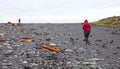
top-left (82, 19), bottom-right (91, 44)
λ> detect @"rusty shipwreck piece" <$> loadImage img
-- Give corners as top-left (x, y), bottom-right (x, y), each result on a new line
top-left (7, 22), bottom-right (22, 27)
top-left (39, 45), bottom-right (61, 53)
top-left (18, 38), bottom-right (32, 42)
top-left (0, 40), bottom-right (7, 43)
top-left (11, 23), bottom-right (21, 27)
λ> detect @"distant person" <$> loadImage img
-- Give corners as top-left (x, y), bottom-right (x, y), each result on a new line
top-left (82, 19), bottom-right (91, 45)
top-left (18, 18), bottom-right (21, 23)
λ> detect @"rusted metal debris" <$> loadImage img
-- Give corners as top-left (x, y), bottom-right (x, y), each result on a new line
top-left (113, 17), bottom-right (120, 21)
top-left (38, 45), bottom-right (61, 53)
top-left (0, 40), bottom-right (7, 43)
top-left (18, 38), bottom-right (33, 42)
top-left (0, 26), bottom-right (4, 30)
top-left (7, 22), bottom-right (22, 27)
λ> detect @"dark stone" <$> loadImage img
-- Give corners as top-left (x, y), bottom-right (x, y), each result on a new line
top-left (95, 43), bottom-right (99, 46)
top-left (70, 38), bottom-right (74, 42)
top-left (95, 39), bottom-right (102, 42)
top-left (113, 52), bottom-right (118, 55)
top-left (109, 40), bottom-right (114, 44)
top-left (46, 38), bottom-right (51, 42)
top-left (26, 53), bottom-right (31, 58)
top-left (116, 47), bottom-right (120, 49)
top-left (76, 38), bottom-right (79, 40)
top-left (102, 43), bottom-right (107, 48)
top-left (24, 66), bottom-right (31, 69)
top-left (90, 35), bottom-right (92, 37)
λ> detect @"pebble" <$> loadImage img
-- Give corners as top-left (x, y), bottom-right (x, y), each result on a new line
top-left (2, 62), bottom-right (12, 66)
top-left (65, 49), bottom-right (73, 52)
top-left (23, 61), bottom-right (28, 64)
top-left (49, 43), bottom-right (56, 46)
top-left (82, 61), bottom-right (96, 66)
top-left (0, 45), bottom-right (3, 49)
top-left (2, 66), bottom-right (8, 69)
top-left (4, 50), bottom-right (14, 55)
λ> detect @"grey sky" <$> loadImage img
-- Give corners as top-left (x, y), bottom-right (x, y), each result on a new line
top-left (0, 0), bottom-right (120, 23)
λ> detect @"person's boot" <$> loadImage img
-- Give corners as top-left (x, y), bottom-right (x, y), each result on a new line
top-left (83, 38), bottom-right (87, 41)
top-left (86, 39), bottom-right (90, 45)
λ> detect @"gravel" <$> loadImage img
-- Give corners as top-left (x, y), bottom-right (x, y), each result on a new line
top-left (0, 23), bottom-right (120, 69)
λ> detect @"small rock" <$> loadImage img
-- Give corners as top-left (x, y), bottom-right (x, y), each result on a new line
top-left (0, 45), bottom-right (3, 49)
top-left (113, 52), bottom-right (118, 55)
top-left (7, 46), bottom-right (13, 49)
top-left (96, 49), bottom-right (101, 54)
top-left (49, 43), bottom-right (56, 46)
top-left (32, 63), bottom-right (38, 67)
top-left (2, 62), bottom-right (12, 66)
top-left (88, 58), bottom-right (104, 61)
top-left (4, 50), bottom-right (14, 55)
top-left (95, 43), bottom-right (99, 46)
top-left (102, 43), bottom-right (107, 48)
top-left (3, 60), bottom-right (8, 63)
top-left (24, 66), bottom-right (31, 69)
top-left (3, 42), bottom-right (10, 46)
top-left (46, 38), bottom-right (51, 42)
top-left (109, 40), bottom-right (114, 44)
top-left (70, 38), bottom-right (74, 42)
top-left (23, 61), bottom-right (28, 64)
top-left (116, 47), bottom-right (120, 49)
top-left (89, 65), bottom-right (101, 69)
top-left (65, 49), bottom-right (73, 52)
top-left (95, 39), bottom-right (102, 42)
top-left (82, 62), bottom-right (96, 65)
top-left (76, 38), bottom-right (79, 40)
top-left (2, 66), bottom-right (8, 69)
top-left (79, 48), bottom-right (86, 51)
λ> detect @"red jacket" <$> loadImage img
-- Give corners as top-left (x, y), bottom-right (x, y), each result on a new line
top-left (82, 21), bottom-right (91, 32)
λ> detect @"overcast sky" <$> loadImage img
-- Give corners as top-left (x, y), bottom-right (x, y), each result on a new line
top-left (0, 0), bottom-right (120, 23)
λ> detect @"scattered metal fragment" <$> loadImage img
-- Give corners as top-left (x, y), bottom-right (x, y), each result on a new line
top-left (0, 40), bottom-right (7, 43)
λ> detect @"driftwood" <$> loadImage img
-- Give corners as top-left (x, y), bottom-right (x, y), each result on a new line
top-left (39, 45), bottom-right (61, 53)
top-left (18, 38), bottom-right (32, 42)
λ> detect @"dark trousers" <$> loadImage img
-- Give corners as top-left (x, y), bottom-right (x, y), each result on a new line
top-left (84, 32), bottom-right (90, 41)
